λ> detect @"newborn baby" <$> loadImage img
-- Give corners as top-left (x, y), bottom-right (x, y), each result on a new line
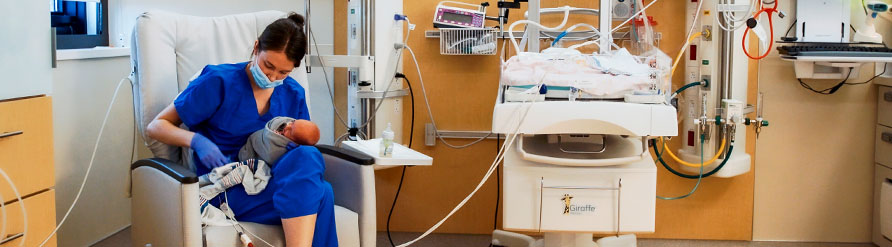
top-left (198, 117), bottom-right (321, 225)
top-left (275, 119), bottom-right (321, 146)
top-left (238, 116), bottom-right (320, 165)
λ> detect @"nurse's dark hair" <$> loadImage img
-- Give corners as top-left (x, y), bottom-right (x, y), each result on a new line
top-left (256, 12), bottom-right (307, 67)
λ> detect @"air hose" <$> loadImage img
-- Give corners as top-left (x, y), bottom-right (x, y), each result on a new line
top-left (652, 139), bottom-right (734, 179)
top-left (658, 136), bottom-right (726, 167)
top-left (675, 81), bottom-right (702, 95)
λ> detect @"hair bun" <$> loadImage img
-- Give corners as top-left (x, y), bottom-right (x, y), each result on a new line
top-left (287, 13), bottom-right (305, 27)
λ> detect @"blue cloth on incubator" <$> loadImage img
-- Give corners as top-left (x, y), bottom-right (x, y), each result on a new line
top-left (174, 61), bottom-right (310, 176)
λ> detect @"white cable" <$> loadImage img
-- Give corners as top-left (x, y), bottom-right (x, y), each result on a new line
top-left (406, 46), bottom-right (492, 149)
top-left (308, 28), bottom-right (349, 129)
top-left (359, 17), bottom-right (413, 130)
top-left (396, 88), bottom-right (538, 247)
top-left (508, 6), bottom-right (572, 52)
top-left (223, 191), bottom-right (274, 247)
top-left (564, 23), bottom-right (623, 51)
top-left (39, 77), bottom-right (127, 247)
top-left (0, 168), bottom-right (24, 247)
top-left (715, 0), bottom-right (758, 31)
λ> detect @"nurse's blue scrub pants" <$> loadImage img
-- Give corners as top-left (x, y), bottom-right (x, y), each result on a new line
top-left (216, 146), bottom-right (338, 247)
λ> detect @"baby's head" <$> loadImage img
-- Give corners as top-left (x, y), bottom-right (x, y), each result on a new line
top-left (280, 120), bottom-right (320, 146)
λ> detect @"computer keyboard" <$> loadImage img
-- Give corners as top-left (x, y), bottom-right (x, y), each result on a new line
top-left (777, 43), bottom-right (892, 57)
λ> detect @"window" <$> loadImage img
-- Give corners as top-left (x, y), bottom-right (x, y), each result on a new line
top-left (51, 0), bottom-right (109, 49)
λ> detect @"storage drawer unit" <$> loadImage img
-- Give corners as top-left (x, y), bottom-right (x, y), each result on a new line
top-left (0, 96), bottom-right (56, 247)
top-left (0, 96), bottom-right (54, 199)
top-left (0, 190), bottom-right (57, 246)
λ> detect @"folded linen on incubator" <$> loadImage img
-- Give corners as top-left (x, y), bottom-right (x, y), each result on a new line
top-left (500, 47), bottom-right (669, 97)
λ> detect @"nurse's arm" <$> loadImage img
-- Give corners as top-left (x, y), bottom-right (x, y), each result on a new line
top-left (282, 214), bottom-right (316, 247)
top-left (146, 103), bottom-right (196, 148)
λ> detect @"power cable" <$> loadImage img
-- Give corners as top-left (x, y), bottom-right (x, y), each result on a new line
top-left (386, 74), bottom-right (415, 247)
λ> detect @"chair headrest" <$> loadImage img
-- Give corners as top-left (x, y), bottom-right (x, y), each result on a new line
top-left (130, 10), bottom-right (310, 163)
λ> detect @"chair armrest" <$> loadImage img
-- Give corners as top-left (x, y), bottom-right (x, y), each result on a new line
top-left (316, 144), bottom-right (374, 166)
top-left (131, 158), bottom-right (199, 184)
top-left (318, 144), bottom-right (376, 247)
top-left (130, 158), bottom-right (202, 247)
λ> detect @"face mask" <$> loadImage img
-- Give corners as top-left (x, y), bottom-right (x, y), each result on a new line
top-left (250, 57), bottom-right (285, 89)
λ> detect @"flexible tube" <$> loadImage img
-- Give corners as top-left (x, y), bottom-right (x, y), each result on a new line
top-left (656, 135), bottom-right (705, 200)
top-left (395, 104), bottom-right (535, 247)
top-left (715, 0), bottom-right (759, 31)
top-left (406, 46), bottom-right (492, 149)
top-left (658, 136), bottom-right (726, 168)
top-left (742, 1), bottom-right (778, 59)
top-left (395, 80), bottom-right (543, 247)
top-left (39, 77), bottom-right (127, 247)
top-left (653, 140), bottom-right (735, 179)
top-left (668, 0), bottom-right (706, 80)
top-left (359, 17), bottom-right (413, 130)
top-left (671, 81), bottom-right (703, 99)
top-left (669, 32), bottom-right (703, 78)
top-left (508, 7), bottom-right (571, 52)
top-left (0, 168), bottom-right (24, 247)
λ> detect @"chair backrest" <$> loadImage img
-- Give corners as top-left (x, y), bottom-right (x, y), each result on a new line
top-left (129, 10), bottom-right (310, 165)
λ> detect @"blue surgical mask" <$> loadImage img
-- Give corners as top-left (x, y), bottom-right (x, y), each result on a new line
top-left (250, 58), bottom-right (284, 89)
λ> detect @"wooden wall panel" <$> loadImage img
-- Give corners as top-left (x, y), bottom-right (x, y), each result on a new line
top-left (328, 0), bottom-right (760, 240)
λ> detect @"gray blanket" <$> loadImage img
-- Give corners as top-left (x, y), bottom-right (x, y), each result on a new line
top-left (238, 116), bottom-right (297, 165)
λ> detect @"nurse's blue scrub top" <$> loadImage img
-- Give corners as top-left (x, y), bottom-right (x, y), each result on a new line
top-left (174, 61), bottom-right (310, 176)
top-left (174, 62), bottom-right (340, 247)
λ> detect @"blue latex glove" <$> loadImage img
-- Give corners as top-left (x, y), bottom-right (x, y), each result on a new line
top-left (191, 133), bottom-right (228, 169)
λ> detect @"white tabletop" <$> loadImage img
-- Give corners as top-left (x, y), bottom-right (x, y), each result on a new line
top-left (341, 139), bottom-right (433, 169)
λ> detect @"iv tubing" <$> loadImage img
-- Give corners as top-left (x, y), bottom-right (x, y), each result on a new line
top-left (508, 7), bottom-right (571, 52)
top-left (658, 136), bottom-right (726, 168)
top-left (0, 168), bottom-right (24, 247)
top-left (657, 135), bottom-right (705, 200)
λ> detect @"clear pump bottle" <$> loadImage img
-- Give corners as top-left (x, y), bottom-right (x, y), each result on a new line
top-left (379, 123), bottom-right (394, 157)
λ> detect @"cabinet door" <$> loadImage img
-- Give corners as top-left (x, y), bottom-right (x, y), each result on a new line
top-left (0, 1), bottom-right (52, 100)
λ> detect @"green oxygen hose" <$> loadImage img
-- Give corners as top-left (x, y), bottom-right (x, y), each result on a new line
top-left (656, 135), bottom-right (705, 200)
top-left (675, 81), bottom-right (702, 95)
top-left (652, 139), bottom-right (734, 179)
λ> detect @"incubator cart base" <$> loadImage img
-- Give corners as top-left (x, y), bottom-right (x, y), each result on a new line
top-left (500, 140), bottom-right (657, 234)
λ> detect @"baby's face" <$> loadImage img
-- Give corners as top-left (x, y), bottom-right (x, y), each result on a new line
top-left (281, 121), bottom-right (296, 140)
top-left (281, 120), bottom-right (321, 146)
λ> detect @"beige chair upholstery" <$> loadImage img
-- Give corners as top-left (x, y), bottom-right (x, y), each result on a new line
top-left (128, 10), bottom-right (376, 247)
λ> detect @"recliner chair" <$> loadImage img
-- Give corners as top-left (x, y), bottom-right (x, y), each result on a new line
top-left (127, 10), bottom-right (377, 247)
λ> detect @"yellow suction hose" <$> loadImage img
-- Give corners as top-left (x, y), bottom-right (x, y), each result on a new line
top-left (658, 136), bottom-right (726, 168)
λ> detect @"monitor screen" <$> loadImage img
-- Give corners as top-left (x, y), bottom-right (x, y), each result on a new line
top-left (441, 12), bottom-right (474, 24)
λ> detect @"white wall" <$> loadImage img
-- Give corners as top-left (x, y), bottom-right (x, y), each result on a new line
top-left (752, 0), bottom-right (889, 242)
top-left (50, 1), bottom-right (337, 246)
top-left (51, 56), bottom-right (136, 247)
top-left (0, 0), bottom-right (52, 100)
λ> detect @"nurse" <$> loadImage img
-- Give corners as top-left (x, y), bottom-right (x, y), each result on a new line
top-left (144, 13), bottom-right (336, 247)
